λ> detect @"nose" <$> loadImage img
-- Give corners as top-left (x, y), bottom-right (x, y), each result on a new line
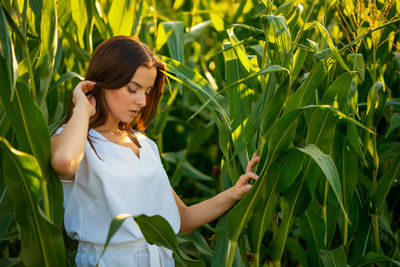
top-left (135, 91), bottom-right (146, 107)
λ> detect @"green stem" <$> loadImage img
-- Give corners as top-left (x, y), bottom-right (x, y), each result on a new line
top-left (226, 241), bottom-right (237, 267)
top-left (42, 180), bottom-right (51, 219)
top-left (343, 213), bottom-right (348, 247)
top-left (255, 254), bottom-right (259, 267)
top-left (292, 0), bottom-right (316, 53)
top-left (23, 43), bottom-right (36, 98)
top-left (271, 260), bottom-right (281, 267)
top-left (3, 245), bottom-right (9, 258)
top-left (322, 180), bottom-right (329, 247)
top-left (373, 214), bottom-right (379, 253)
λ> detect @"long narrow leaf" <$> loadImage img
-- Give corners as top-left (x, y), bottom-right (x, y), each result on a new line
top-left (35, 0), bottom-right (57, 108)
top-left (0, 6), bottom-right (17, 100)
top-left (101, 213), bottom-right (205, 267)
top-left (0, 138), bottom-right (65, 267)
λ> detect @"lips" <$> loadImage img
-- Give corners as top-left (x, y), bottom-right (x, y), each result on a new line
top-left (129, 110), bottom-right (139, 116)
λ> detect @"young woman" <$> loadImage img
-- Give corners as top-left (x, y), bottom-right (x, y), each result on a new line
top-left (51, 36), bottom-right (260, 267)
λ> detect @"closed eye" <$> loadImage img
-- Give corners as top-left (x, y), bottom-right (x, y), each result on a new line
top-left (127, 87), bottom-right (137, 94)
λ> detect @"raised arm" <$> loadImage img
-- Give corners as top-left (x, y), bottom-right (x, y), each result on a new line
top-left (173, 152), bottom-right (260, 233)
top-left (51, 81), bottom-right (96, 178)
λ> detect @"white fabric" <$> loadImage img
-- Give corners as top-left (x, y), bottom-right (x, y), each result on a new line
top-left (53, 126), bottom-right (180, 266)
top-left (75, 240), bottom-right (174, 267)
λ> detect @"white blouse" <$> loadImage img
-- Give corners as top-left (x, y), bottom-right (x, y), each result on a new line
top-left (54, 126), bottom-right (181, 265)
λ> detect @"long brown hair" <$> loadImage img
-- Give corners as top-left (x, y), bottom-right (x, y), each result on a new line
top-left (63, 36), bottom-right (165, 156)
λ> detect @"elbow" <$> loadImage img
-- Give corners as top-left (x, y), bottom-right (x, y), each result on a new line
top-left (51, 152), bottom-right (79, 177)
top-left (180, 225), bottom-right (194, 234)
top-left (179, 209), bottom-right (196, 234)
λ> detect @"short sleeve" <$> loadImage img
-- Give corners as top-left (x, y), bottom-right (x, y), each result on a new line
top-left (51, 124), bottom-right (66, 140)
top-left (147, 138), bottom-right (162, 164)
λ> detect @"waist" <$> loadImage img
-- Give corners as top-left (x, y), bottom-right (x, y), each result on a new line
top-left (78, 239), bottom-right (149, 255)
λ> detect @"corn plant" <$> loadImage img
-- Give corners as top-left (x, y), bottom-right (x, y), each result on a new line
top-left (1, 0), bottom-right (400, 266)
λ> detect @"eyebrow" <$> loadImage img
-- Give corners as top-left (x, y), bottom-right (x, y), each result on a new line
top-left (128, 81), bottom-right (153, 89)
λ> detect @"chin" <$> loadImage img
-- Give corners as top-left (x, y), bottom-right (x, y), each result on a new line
top-left (126, 116), bottom-right (138, 123)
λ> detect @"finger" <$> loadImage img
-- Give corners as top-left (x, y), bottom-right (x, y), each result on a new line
top-left (246, 171), bottom-right (258, 181)
top-left (246, 155), bottom-right (260, 172)
top-left (244, 184), bottom-right (252, 192)
top-left (238, 171), bottom-right (258, 185)
top-left (89, 96), bottom-right (96, 106)
top-left (81, 81), bottom-right (96, 94)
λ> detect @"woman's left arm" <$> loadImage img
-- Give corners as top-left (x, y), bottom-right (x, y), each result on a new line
top-left (173, 152), bottom-right (260, 234)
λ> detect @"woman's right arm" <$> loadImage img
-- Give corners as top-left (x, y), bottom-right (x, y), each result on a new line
top-left (51, 81), bottom-right (96, 178)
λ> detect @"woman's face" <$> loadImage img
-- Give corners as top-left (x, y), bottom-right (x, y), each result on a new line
top-left (103, 65), bottom-right (157, 123)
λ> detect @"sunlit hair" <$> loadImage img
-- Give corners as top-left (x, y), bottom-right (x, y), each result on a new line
top-left (62, 36), bottom-right (165, 157)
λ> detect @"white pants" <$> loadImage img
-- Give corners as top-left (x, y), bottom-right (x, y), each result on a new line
top-left (75, 239), bottom-right (175, 267)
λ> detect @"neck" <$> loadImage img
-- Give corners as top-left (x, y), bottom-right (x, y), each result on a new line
top-left (95, 118), bottom-right (124, 134)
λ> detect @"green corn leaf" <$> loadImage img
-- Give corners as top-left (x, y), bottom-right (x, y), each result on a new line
top-left (0, 6), bottom-right (18, 101)
top-left (346, 121), bottom-right (366, 165)
top-left (353, 252), bottom-right (400, 266)
top-left (304, 73), bottom-right (353, 192)
top-left (89, 0), bottom-right (112, 39)
top-left (186, 64), bottom-right (289, 122)
top-left (385, 113), bottom-right (400, 138)
top-left (346, 53), bottom-right (365, 81)
top-left (223, 42), bottom-right (252, 129)
top-left (211, 214), bottom-right (244, 267)
top-left (337, 132), bottom-right (358, 213)
top-left (0, 138), bottom-right (65, 267)
top-left (210, 13), bottom-right (224, 32)
top-left (386, 99), bottom-right (400, 112)
top-left (223, 41), bottom-right (254, 169)
top-left (160, 56), bottom-right (232, 164)
top-left (0, 76), bottom-right (63, 223)
top-left (312, 22), bottom-right (351, 73)
top-left (230, 86), bottom-right (265, 159)
top-left (372, 154), bottom-right (400, 214)
top-left (366, 82), bottom-right (387, 126)
top-left (48, 71), bottom-right (83, 95)
top-left (163, 153), bottom-right (214, 182)
top-left (70, 0), bottom-right (88, 47)
top-left (394, 52), bottom-right (400, 66)
top-left (269, 142), bottom-right (347, 263)
top-left (35, 0), bottom-right (57, 108)
top-left (248, 149), bottom-right (304, 257)
top-left (101, 213), bottom-right (205, 267)
top-left (260, 76), bottom-right (291, 138)
top-left (0, 79), bottom-right (50, 179)
top-left (177, 231), bottom-right (213, 265)
top-left (226, 26), bottom-right (256, 78)
top-left (184, 21), bottom-right (211, 44)
top-left (107, 0), bottom-right (135, 36)
top-left (297, 144), bottom-right (347, 219)
top-left (298, 200), bottom-right (325, 266)
top-left (261, 15), bottom-right (292, 70)
top-left (161, 56), bottom-right (228, 118)
top-left (0, 258), bottom-right (21, 266)
top-left (226, 108), bottom-right (303, 261)
top-left (0, 180), bottom-right (13, 240)
top-left (163, 22), bottom-right (184, 63)
top-left (227, 24), bottom-right (264, 40)
top-left (284, 59), bottom-right (333, 114)
top-left (131, 0), bottom-right (144, 36)
top-left (286, 237), bottom-right (308, 267)
top-left (266, 108), bottom-right (302, 164)
top-left (320, 246), bottom-right (347, 267)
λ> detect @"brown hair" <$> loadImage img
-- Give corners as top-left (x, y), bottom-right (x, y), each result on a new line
top-left (63, 36), bottom-right (165, 156)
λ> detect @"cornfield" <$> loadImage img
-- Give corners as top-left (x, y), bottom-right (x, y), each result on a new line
top-left (0, 0), bottom-right (400, 266)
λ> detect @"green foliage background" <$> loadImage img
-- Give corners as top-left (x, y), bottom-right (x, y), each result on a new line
top-left (0, 0), bottom-right (400, 266)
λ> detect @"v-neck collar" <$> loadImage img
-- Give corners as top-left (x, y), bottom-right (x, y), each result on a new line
top-left (90, 128), bottom-right (142, 159)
